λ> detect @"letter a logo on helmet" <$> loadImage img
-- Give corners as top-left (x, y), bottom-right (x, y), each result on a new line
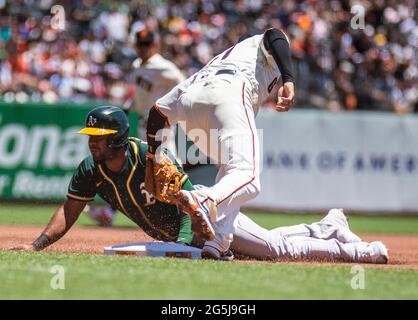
top-left (78, 105), bottom-right (130, 149)
top-left (87, 116), bottom-right (97, 127)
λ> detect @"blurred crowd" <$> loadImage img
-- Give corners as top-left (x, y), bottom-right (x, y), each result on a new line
top-left (0, 0), bottom-right (416, 112)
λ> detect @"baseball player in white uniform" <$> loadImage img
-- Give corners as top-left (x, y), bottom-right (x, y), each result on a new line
top-left (229, 208), bottom-right (388, 263)
top-left (145, 28), bottom-right (297, 259)
top-left (190, 185), bottom-right (388, 263)
top-left (131, 26), bottom-right (185, 151)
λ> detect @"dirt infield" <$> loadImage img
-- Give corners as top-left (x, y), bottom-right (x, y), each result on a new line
top-left (1, 225), bottom-right (418, 269)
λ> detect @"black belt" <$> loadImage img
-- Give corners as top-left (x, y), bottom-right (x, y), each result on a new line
top-left (215, 69), bottom-right (236, 76)
top-left (191, 69), bottom-right (236, 85)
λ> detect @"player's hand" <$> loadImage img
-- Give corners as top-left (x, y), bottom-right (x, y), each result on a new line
top-left (9, 243), bottom-right (36, 252)
top-left (276, 81), bottom-right (295, 112)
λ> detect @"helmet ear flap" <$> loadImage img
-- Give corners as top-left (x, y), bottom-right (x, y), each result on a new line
top-left (108, 130), bottom-right (129, 149)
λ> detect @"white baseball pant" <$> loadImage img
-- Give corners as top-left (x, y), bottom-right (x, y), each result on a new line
top-left (231, 213), bottom-right (364, 262)
top-left (156, 69), bottom-right (260, 252)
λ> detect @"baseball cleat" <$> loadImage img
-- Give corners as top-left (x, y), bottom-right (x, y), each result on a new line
top-left (201, 245), bottom-right (234, 261)
top-left (357, 241), bottom-right (389, 264)
top-left (176, 190), bottom-right (216, 241)
top-left (321, 208), bottom-right (362, 243)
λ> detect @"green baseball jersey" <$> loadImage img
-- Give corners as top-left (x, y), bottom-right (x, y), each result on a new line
top-left (67, 137), bottom-right (194, 244)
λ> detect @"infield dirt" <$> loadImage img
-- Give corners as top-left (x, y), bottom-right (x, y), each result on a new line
top-left (1, 225), bottom-right (417, 269)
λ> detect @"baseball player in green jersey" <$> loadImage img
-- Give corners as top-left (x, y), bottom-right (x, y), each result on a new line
top-left (9, 106), bottom-right (207, 252)
top-left (67, 137), bottom-right (194, 244)
top-left (9, 105), bottom-right (388, 264)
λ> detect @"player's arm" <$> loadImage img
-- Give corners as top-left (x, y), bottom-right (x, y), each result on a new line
top-left (11, 157), bottom-right (97, 251)
top-left (263, 28), bottom-right (295, 111)
top-left (176, 178), bottom-right (194, 245)
top-left (146, 105), bottom-right (170, 155)
top-left (9, 198), bottom-right (86, 251)
top-left (176, 176), bottom-right (207, 247)
top-left (167, 150), bottom-right (203, 246)
top-left (144, 105), bottom-right (171, 197)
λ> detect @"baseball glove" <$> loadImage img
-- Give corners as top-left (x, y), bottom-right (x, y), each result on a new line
top-left (145, 152), bottom-right (188, 204)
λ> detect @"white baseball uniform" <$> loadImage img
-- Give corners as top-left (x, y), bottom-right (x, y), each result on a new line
top-left (133, 53), bottom-right (186, 116)
top-left (191, 183), bottom-right (370, 262)
top-left (155, 33), bottom-right (282, 252)
top-left (232, 212), bottom-right (365, 262)
top-left (132, 53), bottom-right (185, 152)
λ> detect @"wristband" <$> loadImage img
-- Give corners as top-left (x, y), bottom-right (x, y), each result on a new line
top-left (32, 234), bottom-right (52, 251)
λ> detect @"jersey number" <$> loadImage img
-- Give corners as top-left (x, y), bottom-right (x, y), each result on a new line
top-left (140, 182), bottom-right (156, 206)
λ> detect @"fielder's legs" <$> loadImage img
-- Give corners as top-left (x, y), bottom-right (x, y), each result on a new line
top-left (231, 213), bottom-right (388, 263)
top-left (157, 74), bottom-right (261, 209)
top-left (271, 208), bottom-right (362, 243)
top-left (156, 74), bottom-right (261, 252)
